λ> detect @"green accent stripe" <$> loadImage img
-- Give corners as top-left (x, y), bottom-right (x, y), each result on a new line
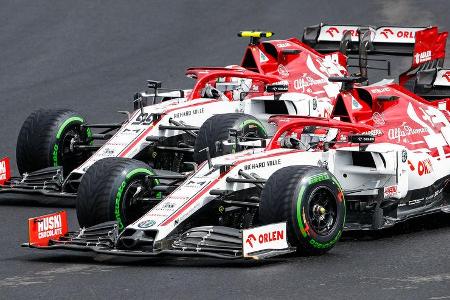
top-left (296, 185), bottom-right (307, 238)
top-left (240, 119), bottom-right (267, 134)
top-left (115, 167), bottom-right (160, 229)
top-left (126, 168), bottom-right (154, 179)
top-left (56, 116), bottom-right (84, 139)
top-left (296, 174), bottom-right (344, 249)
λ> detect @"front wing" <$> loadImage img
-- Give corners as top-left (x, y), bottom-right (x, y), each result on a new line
top-left (22, 221), bottom-right (295, 260)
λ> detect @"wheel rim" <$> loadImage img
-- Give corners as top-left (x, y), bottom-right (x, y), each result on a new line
top-left (308, 187), bottom-right (337, 236)
top-left (56, 123), bottom-right (90, 175)
top-left (120, 177), bottom-right (156, 226)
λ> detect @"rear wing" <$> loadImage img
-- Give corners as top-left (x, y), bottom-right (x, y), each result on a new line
top-left (302, 24), bottom-right (446, 56)
top-left (302, 24), bottom-right (448, 89)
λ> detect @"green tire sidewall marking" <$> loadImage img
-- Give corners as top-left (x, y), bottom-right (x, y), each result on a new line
top-left (239, 119), bottom-right (267, 135)
top-left (296, 185), bottom-right (308, 238)
top-left (295, 172), bottom-right (343, 249)
top-left (53, 116), bottom-right (85, 166)
top-left (52, 144), bottom-right (59, 167)
top-left (114, 167), bottom-right (160, 229)
top-left (56, 117), bottom-right (84, 139)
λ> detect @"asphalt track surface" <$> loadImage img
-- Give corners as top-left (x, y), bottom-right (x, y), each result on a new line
top-left (0, 0), bottom-right (449, 299)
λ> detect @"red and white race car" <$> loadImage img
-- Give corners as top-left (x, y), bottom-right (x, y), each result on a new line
top-left (23, 74), bottom-right (450, 259)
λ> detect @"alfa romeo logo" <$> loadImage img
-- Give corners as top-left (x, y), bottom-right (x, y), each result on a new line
top-left (138, 220), bottom-right (156, 228)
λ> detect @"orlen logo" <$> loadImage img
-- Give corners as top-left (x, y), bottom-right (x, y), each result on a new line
top-left (418, 158), bottom-right (433, 176)
top-left (245, 234), bottom-right (257, 248)
top-left (415, 50), bottom-right (432, 64)
top-left (380, 28), bottom-right (416, 39)
top-left (37, 214), bottom-right (63, 239)
top-left (442, 71), bottom-right (450, 82)
top-left (245, 230), bottom-right (285, 248)
top-left (380, 28), bottom-right (394, 38)
top-left (326, 27), bottom-right (339, 37)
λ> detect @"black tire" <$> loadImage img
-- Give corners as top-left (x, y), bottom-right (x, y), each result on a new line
top-left (259, 166), bottom-right (345, 255)
top-left (193, 113), bottom-right (267, 163)
top-left (76, 158), bottom-right (159, 230)
top-left (16, 109), bottom-right (91, 175)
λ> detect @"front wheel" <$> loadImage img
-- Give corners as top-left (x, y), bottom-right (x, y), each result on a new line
top-left (259, 166), bottom-right (345, 255)
top-left (76, 158), bottom-right (160, 230)
top-left (16, 109), bottom-right (92, 176)
top-left (193, 113), bottom-right (267, 164)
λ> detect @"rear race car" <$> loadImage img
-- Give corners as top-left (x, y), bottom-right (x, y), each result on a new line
top-left (0, 31), bottom-right (350, 205)
top-left (22, 75), bottom-right (450, 260)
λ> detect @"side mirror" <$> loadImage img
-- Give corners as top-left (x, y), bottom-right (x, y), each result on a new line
top-left (147, 80), bottom-right (162, 89)
top-left (350, 134), bottom-right (375, 144)
top-left (265, 83), bottom-right (289, 93)
top-left (376, 95), bottom-right (399, 102)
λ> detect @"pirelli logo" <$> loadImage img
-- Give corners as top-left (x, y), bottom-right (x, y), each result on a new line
top-left (309, 173), bottom-right (329, 184)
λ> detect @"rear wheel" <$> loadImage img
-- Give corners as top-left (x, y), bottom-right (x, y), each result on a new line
top-left (259, 166), bottom-right (345, 255)
top-left (76, 158), bottom-right (160, 230)
top-left (16, 109), bottom-right (91, 176)
top-left (193, 113), bottom-right (267, 163)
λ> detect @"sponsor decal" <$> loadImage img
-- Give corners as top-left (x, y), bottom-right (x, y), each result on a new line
top-left (276, 42), bottom-right (291, 48)
top-left (379, 28), bottom-right (394, 39)
top-left (277, 64), bottom-right (289, 78)
top-left (317, 160), bottom-right (328, 169)
top-left (384, 185), bottom-right (398, 198)
top-left (319, 26), bottom-right (360, 42)
top-left (132, 113), bottom-right (154, 125)
top-left (137, 219), bottom-right (156, 228)
top-left (352, 97), bottom-right (362, 110)
top-left (97, 147), bottom-right (116, 158)
top-left (242, 222), bottom-right (288, 257)
top-left (325, 27), bottom-right (339, 37)
top-left (407, 160), bottom-right (415, 171)
top-left (414, 50), bottom-right (432, 64)
top-left (312, 98), bottom-right (318, 110)
top-left (417, 158), bottom-right (433, 176)
top-left (0, 157), bottom-right (11, 185)
top-left (185, 180), bottom-right (208, 188)
top-left (402, 150), bottom-right (408, 163)
top-left (308, 172), bottom-right (329, 185)
top-left (362, 129), bottom-right (384, 137)
top-left (173, 107), bottom-right (204, 119)
top-left (408, 199), bottom-right (422, 206)
top-left (154, 201), bottom-right (177, 213)
top-left (378, 28), bottom-right (416, 40)
top-left (243, 158), bottom-right (281, 171)
top-left (443, 71), bottom-right (450, 82)
top-left (259, 50), bottom-right (269, 63)
top-left (372, 112), bottom-right (385, 125)
top-left (122, 128), bottom-right (143, 135)
top-left (28, 211), bottom-right (68, 246)
top-left (388, 123), bottom-right (428, 142)
top-left (370, 87), bottom-right (390, 94)
top-left (293, 74), bottom-right (328, 92)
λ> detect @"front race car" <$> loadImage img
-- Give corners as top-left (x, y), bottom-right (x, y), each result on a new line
top-left (22, 74), bottom-right (450, 260)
